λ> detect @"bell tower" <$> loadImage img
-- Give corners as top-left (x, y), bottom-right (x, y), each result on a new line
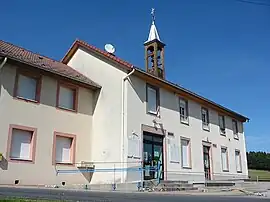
top-left (144, 8), bottom-right (166, 79)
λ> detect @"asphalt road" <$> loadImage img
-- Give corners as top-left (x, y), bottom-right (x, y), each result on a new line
top-left (0, 187), bottom-right (268, 202)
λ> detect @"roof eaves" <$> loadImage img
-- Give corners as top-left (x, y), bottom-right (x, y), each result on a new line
top-left (133, 67), bottom-right (249, 122)
top-left (0, 53), bottom-right (101, 89)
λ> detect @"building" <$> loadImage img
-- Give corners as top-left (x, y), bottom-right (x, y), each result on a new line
top-left (0, 11), bottom-right (249, 186)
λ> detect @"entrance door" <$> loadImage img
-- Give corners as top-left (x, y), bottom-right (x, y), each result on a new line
top-left (203, 145), bottom-right (211, 180)
top-left (143, 132), bottom-right (164, 180)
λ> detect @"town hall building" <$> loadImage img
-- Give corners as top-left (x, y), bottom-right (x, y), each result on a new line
top-left (0, 11), bottom-right (249, 187)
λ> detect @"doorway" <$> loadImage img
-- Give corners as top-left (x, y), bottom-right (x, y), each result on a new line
top-left (143, 132), bottom-right (164, 180)
top-left (203, 145), bottom-right (211, 180)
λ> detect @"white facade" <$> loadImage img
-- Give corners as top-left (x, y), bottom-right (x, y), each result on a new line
top-left (67, 46), bottom-right (249, 184)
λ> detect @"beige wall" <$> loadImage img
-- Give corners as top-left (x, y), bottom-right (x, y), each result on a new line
top-left (126, 75), bottom-right (248, 182)
top-left (0, 63), bottom-right (94, 186)
top-left (68, 47), bottom-right (248, 184)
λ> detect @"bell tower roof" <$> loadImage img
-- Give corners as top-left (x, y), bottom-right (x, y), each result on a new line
top-left (144, 8), bottom-right (162, 44)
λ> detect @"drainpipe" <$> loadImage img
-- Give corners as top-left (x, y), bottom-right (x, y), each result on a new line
top-left (121, 67), bottom-right (135, 183)
top-left (0, 57), bottom-right (7, 70)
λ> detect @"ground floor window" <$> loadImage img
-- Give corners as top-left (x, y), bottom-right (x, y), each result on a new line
top-left (235, 150), bottom-right (242, 173)
top-left (53, 132), bottom-right (76, 165)
top-left (181, 138), bottom-right (191, 168)
top-left (7, 125), bottom-right (37, 162)
top-left (221, 147), bottom-right (229, 171)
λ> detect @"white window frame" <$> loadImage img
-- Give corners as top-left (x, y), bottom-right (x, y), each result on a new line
top-left (201, 107), bottom-right (210, 131)
top-left (179, 98), bottom-right (189, 124)
top-left (219, 115), bottom-right (226, 135)
top-left (235, 150), bottom-right (242, 173)
top-left (221, 147), bottom-right (229, 172)
top-left (146, 84), bottom-right (159, 115)
top-left (181, 138), bottom-right (191, 169)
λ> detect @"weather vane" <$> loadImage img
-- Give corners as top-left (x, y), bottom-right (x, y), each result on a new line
top-left (151, 8), bottom-right (155, 22)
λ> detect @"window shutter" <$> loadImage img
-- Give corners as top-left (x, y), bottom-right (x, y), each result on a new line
top-left (59, 86), bottom-right (74, 109)
top-left (17, 75), bottom-right (37, 100)
top-left (147, 87), bottom-right (157, 112)
top-left (10, 129), bottom-right (32, 160)
top-left (56, 136), bottom-right (72, 163)
top-left (181, 139), bottom-right (189, 167)
top-left (221, 148), bottom-right (228, 170)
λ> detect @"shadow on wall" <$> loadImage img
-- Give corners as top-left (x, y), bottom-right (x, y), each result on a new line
top-left (1, 62), bottom-right (100, 116)
top-left (129, 76), bottom-right (243, 133)
top-left (0, 156), bottom-right (8, 170)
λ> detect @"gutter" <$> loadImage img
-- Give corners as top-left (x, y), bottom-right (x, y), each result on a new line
top-left (121, 67), bottom-right (135, 183)
top-left (0, 57), bottom-right (7, 70)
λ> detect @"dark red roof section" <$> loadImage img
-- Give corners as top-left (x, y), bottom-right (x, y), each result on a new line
top-left (0, 40), bottom-right (101, 89)
top-left (61, 39), bottom-right (134, 70)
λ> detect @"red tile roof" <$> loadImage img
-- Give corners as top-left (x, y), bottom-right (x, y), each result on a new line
top-left (61, 39), bottom-right (134, 70)
top-left (0, 40), bottom-right (101, 89)
top-left (61, 39), bottom-right (249, 122)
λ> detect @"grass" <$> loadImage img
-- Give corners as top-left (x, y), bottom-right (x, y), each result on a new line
top-left (248, 169), bottom-right (270, 181)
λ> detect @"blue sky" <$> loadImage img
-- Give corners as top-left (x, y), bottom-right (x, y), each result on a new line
top-left (1, 0), bottom-right (269, 152)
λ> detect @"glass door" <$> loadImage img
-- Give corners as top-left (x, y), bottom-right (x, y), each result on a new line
top-left (203, 146), bottom-right (211, 180)
top-left (143, 132), bottom-right (164, 180)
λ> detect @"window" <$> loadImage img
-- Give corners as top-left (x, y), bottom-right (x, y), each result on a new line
top-left (201, 107), bottom-right (210, 131)
top-left (53, 132), bottom-right (76, 165)
top-left (146, 84), bottom-right (159, 115)
top-left (57, 82), bottom-right (78, 112)
top-left (221, 147), bottom-right (229, 171)
top-left (14, 71), bottom-right (41, 102)
top-left (181, 138), bottom-right (191, 168)
top-left (219, 115), bottom-right (226, 135)
top-left (232, 120), bottom-right (239, 139)
top-left (7, 125), bottom-right (37, 163)
top-left (179, 98), bottom-right (189, 124)
top-left (235, 150), bottom-right (242, 173)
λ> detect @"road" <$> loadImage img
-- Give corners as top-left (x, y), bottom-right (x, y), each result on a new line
top-left (0, 187), bottom-right (268, 201)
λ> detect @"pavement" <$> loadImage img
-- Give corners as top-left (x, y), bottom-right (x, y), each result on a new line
top-left (0, 187), bottom-right (269, 201)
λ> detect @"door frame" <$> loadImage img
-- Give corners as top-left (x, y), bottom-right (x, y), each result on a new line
top-left (142, 131), bottom-right (165, 181)
top-left (202, 141), bottom-right (213, 181)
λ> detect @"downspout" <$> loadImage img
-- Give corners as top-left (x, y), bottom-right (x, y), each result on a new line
top-left (121, 67), bottom-right (135, 183)
top-left (0, 57), bottom-right (7, 96)
top-left (0, 57), bottom-right (7, 70)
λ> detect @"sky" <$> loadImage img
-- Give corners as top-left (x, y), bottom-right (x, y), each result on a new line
top-left (1, 0), bottom-right (269, 152)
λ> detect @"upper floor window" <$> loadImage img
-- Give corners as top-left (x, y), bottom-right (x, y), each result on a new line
top-left (179, 98), bottom-right (189, 124)
top-left (219, 115), bottom-right (226, 135)
top-left (14, 71), bottom-right (41, 103)
top-left (57, 82), bottom-right (78, 112)
top-left (146, 84), bottom-right (159, 115)
top-left (232, 119), bottom-right (239, 139)
top-left (201, 107), bottom-right (210, 131)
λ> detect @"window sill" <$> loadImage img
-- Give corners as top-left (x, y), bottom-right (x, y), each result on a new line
top-left (237, 171), bottom-right (242, 173)
top-left (9, 158), bottom-right (34, 164)
top-left (56, 106), bottom-right (77, 113)
top-left (182, 166), bottom-right (192, 169)
top-left (180, 120), bottom-right (189, 126)
top-left (222, 169), bottom-right (229, 172)
top-left (234, 136), bottom-right (239, 140)
top-left (170, 161), bottom-right (180, 164)
top-left (202, 126), bottom-right (210, 132)
top-left (55, 162), bottom-right (75, 167)
top-left (147, 111), bottom-right (160, 118)
top-left (220, 133), bottom-right (226, 137)
top-left (13, 96), bottom-right (40, 104)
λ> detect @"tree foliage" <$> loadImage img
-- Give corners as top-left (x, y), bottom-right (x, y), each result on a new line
top-left (247, 151), bottom-right (270, 171)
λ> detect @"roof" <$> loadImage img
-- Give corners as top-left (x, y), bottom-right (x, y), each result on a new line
top-left (145, 21), bottom-right (161, 44)
top-left (61, 39), bottom-right (249, 122)
top-left (0, 40), bottom-right (101, 89)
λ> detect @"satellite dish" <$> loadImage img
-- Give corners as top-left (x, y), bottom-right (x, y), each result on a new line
top-left (104, 44), bottom-right (115, 54)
